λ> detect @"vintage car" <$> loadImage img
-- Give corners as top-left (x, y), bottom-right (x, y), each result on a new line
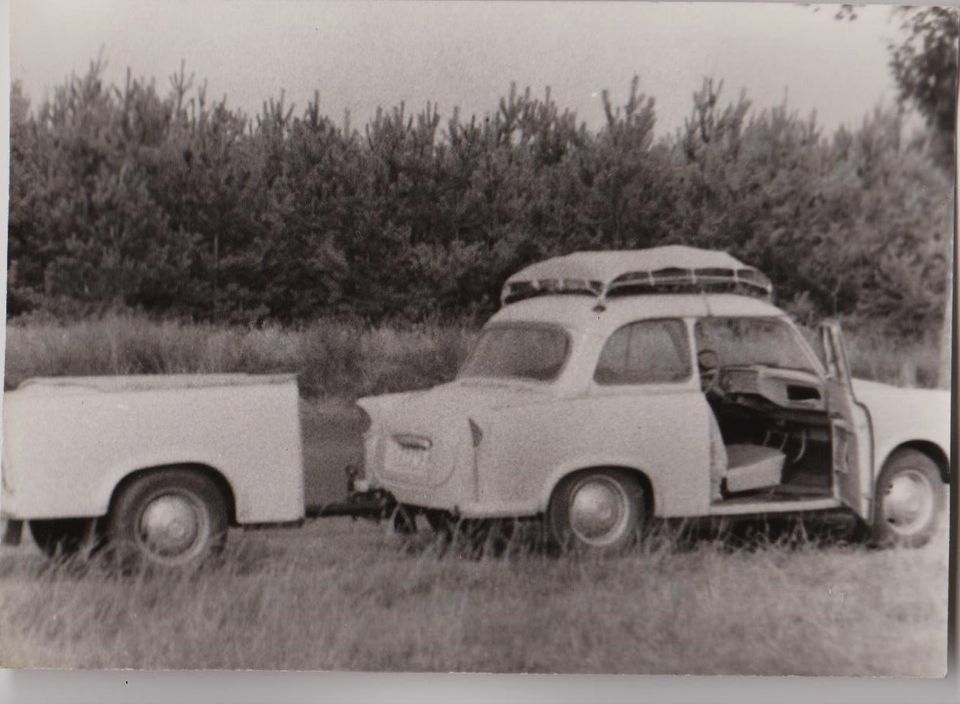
top-left (356, 246), bottom-right (950, 552)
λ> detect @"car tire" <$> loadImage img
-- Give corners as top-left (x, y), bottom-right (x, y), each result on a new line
top-left (29, 518), bottom-right (100, 560)
top-left (871, 449), bottom-right (944, 548)
top-left (106, 468), bottom-right (229, 569)
top-left (547, 468), bottom-right (646, 554)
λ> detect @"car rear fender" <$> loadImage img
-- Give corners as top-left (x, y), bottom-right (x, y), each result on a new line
top-left (538, 458), bottom-right (656, 515)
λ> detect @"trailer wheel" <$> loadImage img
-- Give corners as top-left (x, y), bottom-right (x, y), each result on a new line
top-left (107, 468), bottom-right (228, 569)
top-left (29, 518), bottom-right (99, 560)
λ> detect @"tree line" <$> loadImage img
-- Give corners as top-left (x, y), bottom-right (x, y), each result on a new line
top-left (8, 54), bottom-right (953, 335)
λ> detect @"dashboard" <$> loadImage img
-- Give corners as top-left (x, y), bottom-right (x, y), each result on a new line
top-left (710, 365), bottom-right (827, 413)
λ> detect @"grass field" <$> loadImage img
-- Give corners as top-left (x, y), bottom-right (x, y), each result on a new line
top-left (0, 505), bottom-right (948, 674)
top-left (0, 316), bottom-right (951, 674)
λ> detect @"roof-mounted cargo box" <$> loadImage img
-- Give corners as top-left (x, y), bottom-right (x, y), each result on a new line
top-left (500, 245), bottom-right (772, 306)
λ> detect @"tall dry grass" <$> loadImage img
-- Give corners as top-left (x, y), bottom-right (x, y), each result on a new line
top-left (843, 327), bottom-right (944, 389)
top-left (0, 519), bottom-right (948, 674)
top-left (3, 314), bottom-right (945, 398)
top-left (3, 315), bottom-right (476, 398)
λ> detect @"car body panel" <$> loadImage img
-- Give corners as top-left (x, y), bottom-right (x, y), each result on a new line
top-left (360, 383), bottom-right (713, 519)
top-left (819, 322), bottom-right (872, 520)
top-left (852, 378), bottom-right (951, 477)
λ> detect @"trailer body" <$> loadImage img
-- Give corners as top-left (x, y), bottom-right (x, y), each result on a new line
top-left (1, 374), bottom-right (306, 563)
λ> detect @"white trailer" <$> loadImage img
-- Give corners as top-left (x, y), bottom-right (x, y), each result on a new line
top-left (0, 374), bottom-right (380, 567)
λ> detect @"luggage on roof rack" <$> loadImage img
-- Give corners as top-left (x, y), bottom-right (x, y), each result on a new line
top-left (500, 246), bottom-right (772, 306)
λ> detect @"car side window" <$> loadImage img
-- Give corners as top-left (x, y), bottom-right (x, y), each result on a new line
top-left (594, 319), bottom-right (691, 385)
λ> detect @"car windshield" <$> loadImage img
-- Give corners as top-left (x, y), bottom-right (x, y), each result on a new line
top-left (695, 317), bottom-right (819, 373)
top-left (459, 324), bottom-right (570, 382)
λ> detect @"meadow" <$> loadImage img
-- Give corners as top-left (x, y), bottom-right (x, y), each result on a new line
top-left (0, 514), bottom-right (948, 674)
top-left (0, 314), bottom-right (950, 674)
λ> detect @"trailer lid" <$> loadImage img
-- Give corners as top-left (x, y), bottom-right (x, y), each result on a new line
top-left (16, 373), bottom-right (299, 393)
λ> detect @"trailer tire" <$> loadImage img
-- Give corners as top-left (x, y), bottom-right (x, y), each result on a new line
top-left (106, 468), bottom-right (228, 569)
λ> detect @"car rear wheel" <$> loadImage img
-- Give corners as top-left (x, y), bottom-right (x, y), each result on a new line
top-left (106, 468), bottom-right (229, 569)
top-left (547, 469), bottom-right (646, 554)
top-left (872, 449), bottom-right (944, 548)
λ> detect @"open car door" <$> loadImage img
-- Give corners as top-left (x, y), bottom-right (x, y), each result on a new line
top-left (819, 320), bottom-right (873, 520)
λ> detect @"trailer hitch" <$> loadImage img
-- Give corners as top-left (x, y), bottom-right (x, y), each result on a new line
top-left (306, 488), bottom-right (396, 520)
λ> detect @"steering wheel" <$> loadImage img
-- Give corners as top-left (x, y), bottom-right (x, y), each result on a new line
top-left (701, 368), bottom-right (726, 398)
top-left (697, 349), bottom-right (726, 399)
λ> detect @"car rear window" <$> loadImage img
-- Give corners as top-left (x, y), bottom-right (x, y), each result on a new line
top-left (459, 324), bottom-right (570, 382)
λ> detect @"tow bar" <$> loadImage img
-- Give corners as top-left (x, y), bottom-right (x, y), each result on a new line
top-left (306, 489), bottom-right (395, 520)
top-left (304, 465), bottom-right (398, 520)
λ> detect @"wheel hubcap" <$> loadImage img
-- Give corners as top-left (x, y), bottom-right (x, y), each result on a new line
top-left (138, 493), bottom-right (203, 559)
top-left (882, 469), bottom-right (934, 536)
top-left (568, 477), bottom-right (629, 546)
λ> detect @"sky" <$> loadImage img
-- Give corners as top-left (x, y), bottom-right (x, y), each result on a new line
top-left (10, 1), bottom-right (908, 137)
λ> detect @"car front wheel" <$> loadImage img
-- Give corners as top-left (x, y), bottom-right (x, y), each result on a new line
top-left (547, 468), bottom-right (646, 554)
top-left (872, 449), bottom-right (944, 548)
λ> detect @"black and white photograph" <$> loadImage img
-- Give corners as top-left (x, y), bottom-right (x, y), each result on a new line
top-left (0, 0), bottom-right (955, 683)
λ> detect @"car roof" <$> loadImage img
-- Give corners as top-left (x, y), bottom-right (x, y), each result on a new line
top-left (487, 293), bottom-right (787, 334)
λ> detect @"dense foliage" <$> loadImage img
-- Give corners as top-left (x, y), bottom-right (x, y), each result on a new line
top-left (8, 58), bottom-right (954, 334)
top-left (888, 7), bottom-right (959, 170)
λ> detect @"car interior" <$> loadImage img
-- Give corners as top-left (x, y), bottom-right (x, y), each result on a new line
top-left (695, 317), bottom-right (837, 505)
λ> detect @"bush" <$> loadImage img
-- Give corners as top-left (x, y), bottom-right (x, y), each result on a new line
top-left (8, 61), bottom-right (953, 335)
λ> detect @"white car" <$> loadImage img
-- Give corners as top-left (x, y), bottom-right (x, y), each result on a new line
top-left (357, 246), bottom-right (950, 552)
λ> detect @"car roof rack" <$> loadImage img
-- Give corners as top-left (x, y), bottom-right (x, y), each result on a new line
top-left (500, 246), bottom-right (772, 306)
